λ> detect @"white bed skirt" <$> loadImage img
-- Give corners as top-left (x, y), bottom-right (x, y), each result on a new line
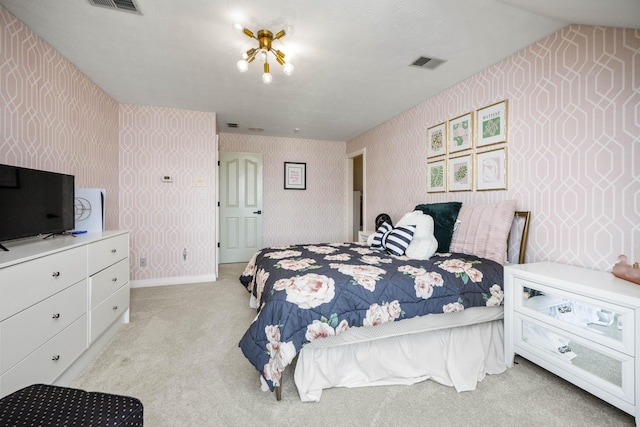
top-left (293, 307), bottom-right (506, 402)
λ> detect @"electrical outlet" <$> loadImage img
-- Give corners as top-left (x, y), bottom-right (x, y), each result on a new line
top-left (140, 257), bottom-right (147, 267)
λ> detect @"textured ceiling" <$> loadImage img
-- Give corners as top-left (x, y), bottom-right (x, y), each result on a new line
top-left (0, 0), bottom-right (638, 141)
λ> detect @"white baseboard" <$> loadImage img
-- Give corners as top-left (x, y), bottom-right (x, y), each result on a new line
top-left (130, 274), bottom-right (217, 289)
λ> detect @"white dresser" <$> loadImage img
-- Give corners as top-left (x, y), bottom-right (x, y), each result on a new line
top-left (504, 262), bottom-right (640, 425)
top-left (0, 231), bottom-right (130, 398)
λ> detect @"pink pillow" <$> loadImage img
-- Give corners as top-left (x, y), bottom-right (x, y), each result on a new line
top-left (449, 200), bottom-right (517, 264)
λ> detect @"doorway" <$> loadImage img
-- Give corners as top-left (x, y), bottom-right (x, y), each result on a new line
top-left (346, 148), bottom-right (366, 241)
top-left (218, 151), bottom-right (263, 263)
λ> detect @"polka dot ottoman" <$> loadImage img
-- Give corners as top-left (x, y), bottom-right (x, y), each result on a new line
top-left (0, 384), bottom-right (143, 426)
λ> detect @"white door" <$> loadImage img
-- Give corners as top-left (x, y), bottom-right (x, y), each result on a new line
top-left (219, 151), bottom-right (263, 263)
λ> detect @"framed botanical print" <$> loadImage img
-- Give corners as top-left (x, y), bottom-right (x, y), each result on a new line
top-left (448, 154), bottom-right (472, 192)
top-left (448, 112), bottom-right (473, 153)
top-left (476, 147), bottom-right (507, 190)
top-left (477, 100), bottom-right (508, 147)
top-left (426, 122), bottom-right (447, 158)
top-left (427, 159), bottom-right (446, 193)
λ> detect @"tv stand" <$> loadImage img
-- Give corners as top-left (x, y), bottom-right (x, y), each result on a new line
top-left (0, 231), bottom-right (130, 398)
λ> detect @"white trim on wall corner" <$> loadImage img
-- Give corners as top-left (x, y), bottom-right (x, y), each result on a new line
top-left (130, 274), bottom-right (217, 288)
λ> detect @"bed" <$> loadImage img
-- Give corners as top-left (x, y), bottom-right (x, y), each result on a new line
top-left (238, 200), bottom-right (530, 401)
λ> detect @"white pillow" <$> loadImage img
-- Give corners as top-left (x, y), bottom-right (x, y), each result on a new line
top-left (396, 211), bottom-right (438, 260)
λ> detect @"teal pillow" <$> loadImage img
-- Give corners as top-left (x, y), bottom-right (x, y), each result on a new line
top-left (414, 202), bottom-right (462, 253)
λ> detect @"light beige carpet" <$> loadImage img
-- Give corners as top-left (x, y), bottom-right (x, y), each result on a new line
top-left (72, 263), bottom-right (635, 426)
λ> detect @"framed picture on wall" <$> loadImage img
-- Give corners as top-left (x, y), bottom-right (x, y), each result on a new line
top-left (426, 122), bottom-right (447, 158)
top-left (284, 162), bottom-right (306, 190)
top-left (476, 147), bottom-right (507, 190)
top-left (448, 112), bottom-right (473, 153)
top-left (448, 154), bottom-right (473, 192)
top-left (477, 100), bottom-right (508, 147)
top-left (427, 159), bottom-right (446, 193)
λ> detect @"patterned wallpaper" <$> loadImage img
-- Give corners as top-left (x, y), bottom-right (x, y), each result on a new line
top-left (219, 133), bottom-right (346, 247)
top-left (1, 8), bottom-right (218, 283)
top-left (347, 26), bottom-right (640, 272)
top-left (0, 7), bottom-right (120, 229)
top-left (119, 105), bottom-right (217, 283)
top-left (3, 1), bottom-right (638, 279)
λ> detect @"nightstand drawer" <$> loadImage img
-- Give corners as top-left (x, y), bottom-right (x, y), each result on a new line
top-left (513, 277), bottom-right (634, 356)
top-left (515, 315), bottom-right (634, 405)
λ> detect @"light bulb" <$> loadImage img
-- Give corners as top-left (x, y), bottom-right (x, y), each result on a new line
top-left (262, 72), bottom-right (273, 84)
top-left (258, 50), bottom-right (267, 61)
top-left (282, 62), bottom-right (294, 76)
top-left (237, 59), bottom-right (249, 73)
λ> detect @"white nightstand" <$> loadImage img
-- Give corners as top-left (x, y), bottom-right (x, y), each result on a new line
top-left (504, 262), bottom-right (640, 425)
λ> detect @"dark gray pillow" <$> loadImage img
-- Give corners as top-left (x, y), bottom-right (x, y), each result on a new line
top-left (414, 202), bottom-right (462, 253)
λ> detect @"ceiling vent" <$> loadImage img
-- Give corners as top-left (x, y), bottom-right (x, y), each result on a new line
top-left (410, 56), bottom-right (446, 70)
top-left (88, 0), bottom-right (142, 14)
top-left (227, 123), bottom-right (239, 128)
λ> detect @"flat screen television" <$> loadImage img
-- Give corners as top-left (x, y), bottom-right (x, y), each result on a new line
top-left (0, 164), bottom-right (75, 245)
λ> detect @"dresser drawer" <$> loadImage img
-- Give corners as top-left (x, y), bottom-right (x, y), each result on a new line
top-left (515, 314), bottom-right (634, 405)
top-left (90, 284), bottom-right (129, 343)
top-left (90, 259), bottom-right (129, 309)
top-left (0, 315), bottom-right (87, 398)
top-left (0, 280), bottom-right (87, 375)
top-left (0, 246), bottom-right (87, 321)
top-left (513, 277), bottom-right (634, 356)
top-left (87, 234), bottom-right (128, 276)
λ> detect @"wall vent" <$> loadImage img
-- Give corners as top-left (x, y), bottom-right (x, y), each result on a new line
top-left (410, 56), bottom-right (446, 70)
top-left (88, 0), bottom-right (142, 14)
top-left (227, 123), bottom-right (239, 128)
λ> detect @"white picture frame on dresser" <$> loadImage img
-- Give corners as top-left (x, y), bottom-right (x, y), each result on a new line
top-left (0, 231), bottom-right (130, 398)
top-left (504, 262), bottom-right (640, 425)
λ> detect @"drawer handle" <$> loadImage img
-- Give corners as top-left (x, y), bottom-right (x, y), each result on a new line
top-left (112, 278), bottom-right (118, 282)
top-left (111, 249), bottom-right (117, 253)
top-left (558, 305), bottom-right (572, 313)
top-left (52, 313), bottom-right (61, 319)
top-left (113, 305), bottom-right (118, 310)
top-left (558, 345), bottom-right (572, 354)
top-left (52, 271), bottom-right (61, 277)
top-left (51, 355), bottom-right (60, 361)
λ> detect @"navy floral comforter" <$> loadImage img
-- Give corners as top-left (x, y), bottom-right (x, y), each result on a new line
top-left (238, 241), bottom-right (505, 392)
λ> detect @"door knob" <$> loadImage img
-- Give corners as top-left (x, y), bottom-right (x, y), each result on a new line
top-left (253, 210), bottom-right (262, 214)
